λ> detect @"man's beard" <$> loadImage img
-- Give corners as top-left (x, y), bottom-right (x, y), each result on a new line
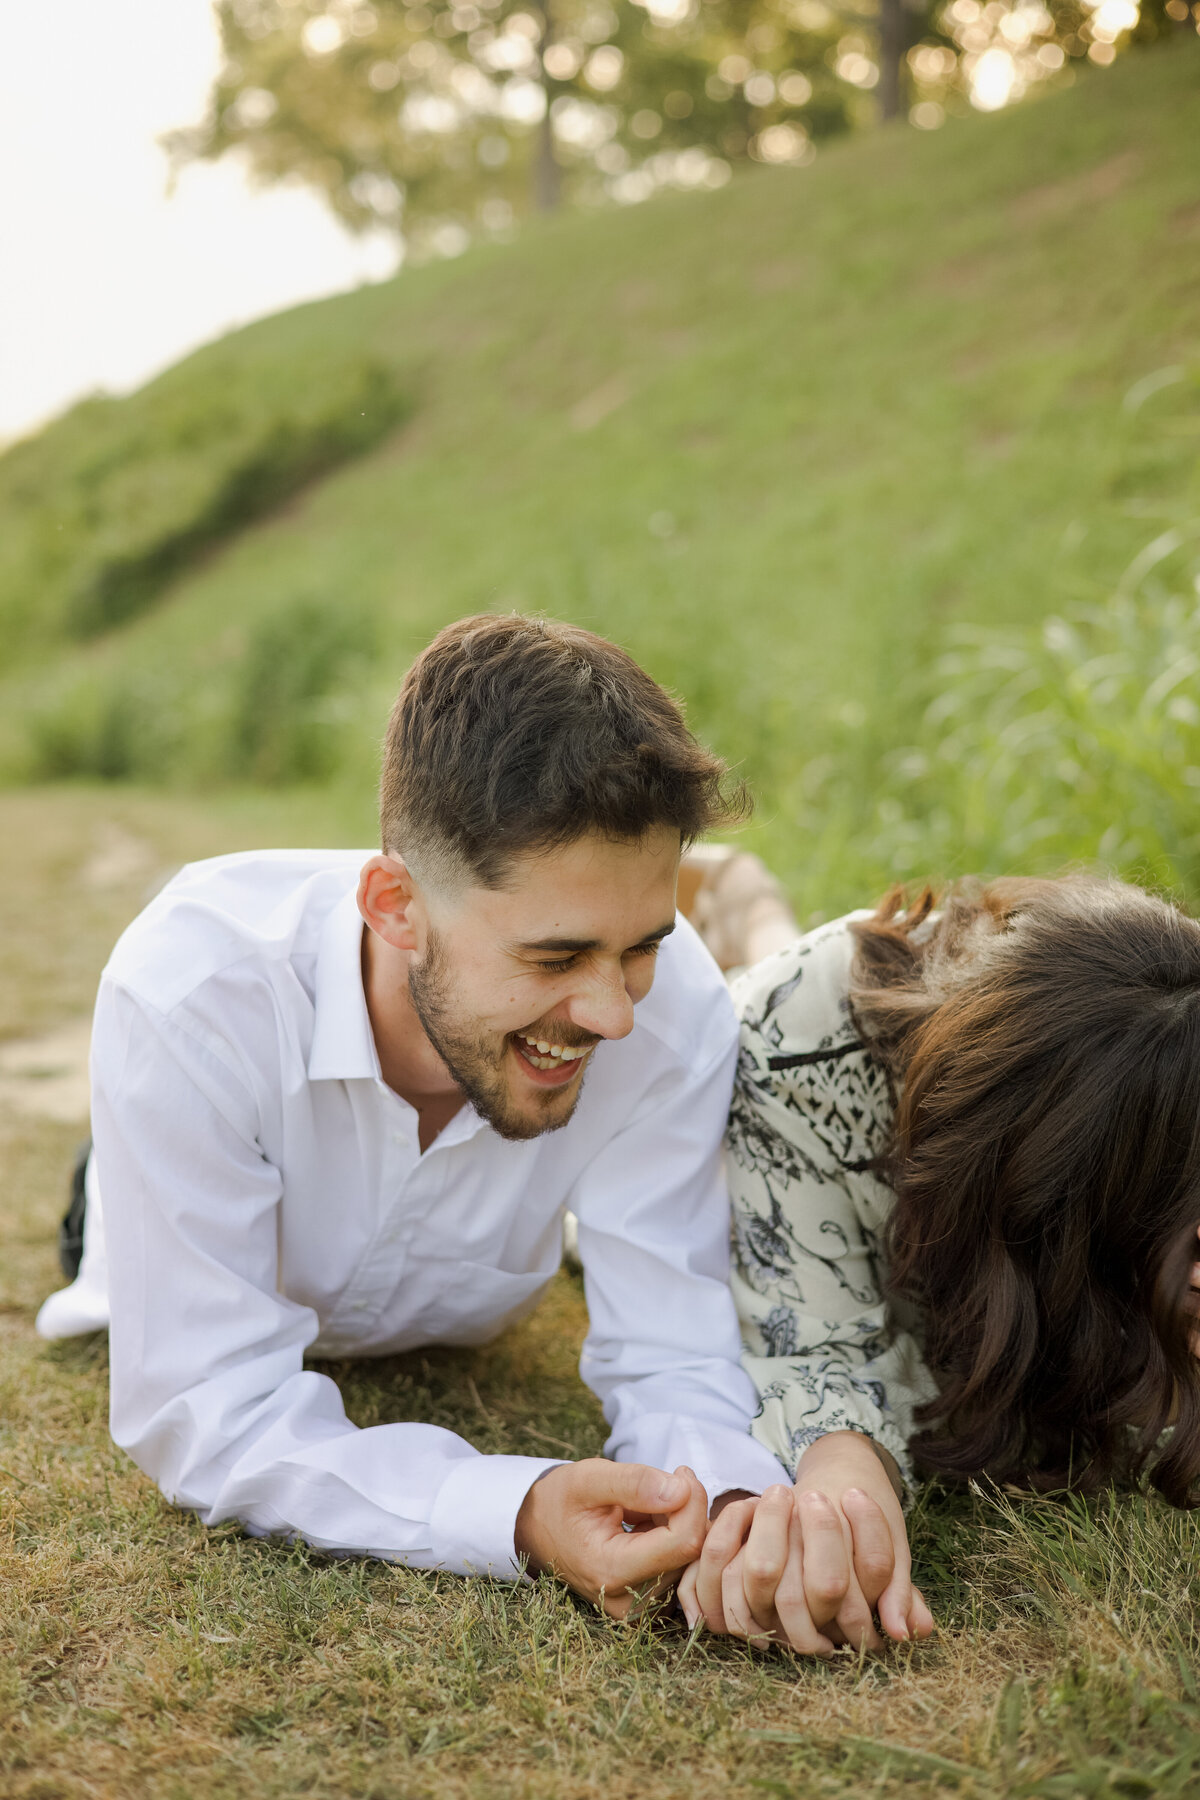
top-left (407, 929), bottom-right (588, 1142)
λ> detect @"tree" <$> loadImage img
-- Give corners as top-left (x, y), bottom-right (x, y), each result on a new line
top-left (170, 0), bottom-right (1181, 251)
top-left (903, 0), bottom-right (1182, 129)
top-left (170, 0), bottom-right (858, 252)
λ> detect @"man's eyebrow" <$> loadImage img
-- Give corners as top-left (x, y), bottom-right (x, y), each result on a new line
top-left (513, 920), bottom-right (677, 955)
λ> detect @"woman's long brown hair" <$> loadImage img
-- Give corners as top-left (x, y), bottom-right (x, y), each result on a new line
top-left (849, 877), bottom-right (1200, 1507)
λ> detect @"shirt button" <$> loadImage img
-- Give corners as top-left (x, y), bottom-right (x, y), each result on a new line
top-left (352, 1300), bottom-right (368, 1312)
top-left (391, 1131), bottom-right (408, 1145)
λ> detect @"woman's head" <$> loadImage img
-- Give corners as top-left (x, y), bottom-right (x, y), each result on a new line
top-left (850, 876), bottom-right (1200, 1507)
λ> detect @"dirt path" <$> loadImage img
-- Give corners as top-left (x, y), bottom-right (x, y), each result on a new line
top-left (0, 782), bottom-right (377, 1114)
top-left (0, 820), bottom-right (164, 1125)
top-left (0, 1016), bottom-right (92, 1123)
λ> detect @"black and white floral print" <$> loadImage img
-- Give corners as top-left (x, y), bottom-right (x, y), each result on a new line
top-left (760, 1304), bottom-right (799, 1358)
top-left (726, 915), bottom-right (939, 1487)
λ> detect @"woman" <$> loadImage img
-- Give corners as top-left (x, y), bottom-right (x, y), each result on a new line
top-left (680, 876), bottom-right (1200, 1654)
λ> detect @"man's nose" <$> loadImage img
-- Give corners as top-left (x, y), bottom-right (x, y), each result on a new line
top-left (565, 962), bottom-right (636, 1041)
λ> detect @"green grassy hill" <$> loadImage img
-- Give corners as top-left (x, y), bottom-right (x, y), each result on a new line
top-left (2, 41), bottom-right (1198, 908)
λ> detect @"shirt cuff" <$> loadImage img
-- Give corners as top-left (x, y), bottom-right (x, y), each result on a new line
top-left (694, 1428), bottom-right (795, 1508)
top-left (429, 1453), bottom-right (564, 1579)
top-left (611, 1414), bottom-right (792, 1511)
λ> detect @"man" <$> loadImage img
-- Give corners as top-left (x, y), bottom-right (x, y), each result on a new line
top-left (38, 613), bottom-right (792, 1614)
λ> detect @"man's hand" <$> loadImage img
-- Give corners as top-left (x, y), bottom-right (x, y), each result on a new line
top-left (676, 1433), bottom-right (934, 1654)
top-left (514, 1459), bottom-right (708, 1617)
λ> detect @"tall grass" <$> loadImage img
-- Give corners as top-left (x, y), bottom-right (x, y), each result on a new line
top-left (21, 476), bottom-right (1200, 907)
top-left (877, 570), bottom-right (1200, 896)
top-left (27, 596), bottom-right (378, 787)
top-left (775, 370), bottom-right (1200, 918)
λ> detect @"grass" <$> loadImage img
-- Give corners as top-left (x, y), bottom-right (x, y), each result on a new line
top-left (3, 789), bottom-right (1200, 1800)
top-left (1, 42), bottom-right (1198, 916)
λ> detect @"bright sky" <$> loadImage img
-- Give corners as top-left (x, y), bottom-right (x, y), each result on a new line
top-left (0, 0), bottom-right (401, 444)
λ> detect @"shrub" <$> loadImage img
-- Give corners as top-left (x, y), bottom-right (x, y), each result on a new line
top-left (25, 596), bottom-right (377, 788)
top-left (227, 598), bottom-right (377, 785)
top-left (772, 368), bottom-right (1200, 915)
top-left (780, 537), bottom-right (1200, 918)
top-left (874, 563), bottom-right (1200, 900)
top-left (0, 338), bottom-right (409, 663)
top-left (27, 667), bottom-right (187, 783)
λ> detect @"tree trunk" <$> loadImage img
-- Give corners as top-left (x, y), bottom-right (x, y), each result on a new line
top-left (877, 0), bottom-right (906, 121)
top-left (533, 0), bottom-right (561, 211)
top-left (534, 107), bottom-right (560, 211)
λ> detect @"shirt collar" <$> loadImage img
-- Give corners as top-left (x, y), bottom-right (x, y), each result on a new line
top-left (308, 884), bottom-right (382, 1082)
top-left (305, 883), bottom-right (503, 1149)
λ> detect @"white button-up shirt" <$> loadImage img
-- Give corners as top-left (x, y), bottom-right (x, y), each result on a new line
top-left (39, 850), bottom-right (789, 1576)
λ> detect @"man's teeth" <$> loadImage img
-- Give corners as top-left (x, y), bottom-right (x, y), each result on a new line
top-left (516, 1033), bottom-right (590, 1070)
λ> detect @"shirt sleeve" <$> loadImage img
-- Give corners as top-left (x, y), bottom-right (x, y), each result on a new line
top-left (726, 949), bottom-right (935, 1489)
top-left (571, 1029), bottom-right (793, 1508)
top-left (93, 978), bottom-right (559, 1579)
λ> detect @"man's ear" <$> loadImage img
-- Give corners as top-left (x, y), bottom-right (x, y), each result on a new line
top-left (357, 854), bottom-right (422, 953)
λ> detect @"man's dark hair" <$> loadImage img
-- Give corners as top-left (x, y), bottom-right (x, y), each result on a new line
top-left (380, 613), bottom-right (747, 886)
top-left (850, 875), bottom-right (1200, 1509)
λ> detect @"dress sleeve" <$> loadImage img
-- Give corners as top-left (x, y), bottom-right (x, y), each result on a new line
top-left (725, 934), bottom-right (936, 1487)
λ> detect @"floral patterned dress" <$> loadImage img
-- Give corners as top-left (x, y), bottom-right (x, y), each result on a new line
top-left (726, 914), bottom-right (938, 1486)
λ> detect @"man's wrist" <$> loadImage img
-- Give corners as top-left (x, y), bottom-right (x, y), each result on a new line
top-left (513, 1463), bottom-right (564, 1573)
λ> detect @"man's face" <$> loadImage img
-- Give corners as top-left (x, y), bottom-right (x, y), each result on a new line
top-left (408, 827), bottom-right (681, 1141)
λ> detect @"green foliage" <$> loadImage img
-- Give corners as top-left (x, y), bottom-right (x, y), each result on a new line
top-left (227, 597), bottom-right (378, 784)
top-left (177, 0), bottom-right (1179, 246)
top-left (28, 597), bottom-right (377, 787)
top-left (27, 666), bottom-right (188, 786)
top-left (0, 339), bottom-right (409, 665)
top-left (876, 565), bottom-right (1200, 897)
top-left (782, 369), bottom-right (1200, 914)
top-left (180, 0), bottom-right (860, 252)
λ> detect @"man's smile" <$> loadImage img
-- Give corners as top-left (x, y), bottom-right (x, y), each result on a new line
top-left (509, 1030), bottom-right (596, 1086)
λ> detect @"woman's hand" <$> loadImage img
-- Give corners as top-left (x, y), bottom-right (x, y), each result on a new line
top-left (679, 1484), bottom-right (845, 1653)
top-left (676, 1433), bottom-right (934, 1653)
top-left (792, 1432), bottom-right (933, 1646)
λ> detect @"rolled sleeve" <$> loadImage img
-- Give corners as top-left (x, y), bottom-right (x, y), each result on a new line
top-left (429, 1453), bottom-right (563, 1578)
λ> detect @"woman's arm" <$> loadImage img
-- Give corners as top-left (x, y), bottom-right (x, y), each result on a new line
top-left (699, 926), bottom-right (937, 1649)
top-left (729, 926), bottom-right (936, 1480)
